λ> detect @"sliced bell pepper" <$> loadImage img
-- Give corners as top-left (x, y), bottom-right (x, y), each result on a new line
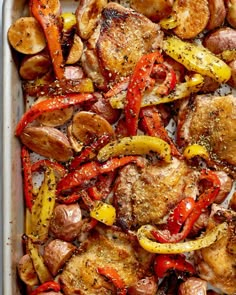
top-left (97, 135), bottom-right (172, 163)
top-left (140, 106), bottom-right (181, 158)
top-left (124, 51), bottom-right (164, 136)
top-left (159, 13), bottom-right (178, 30)
top-left (183, 144), bottom-right (210, 162)
top-left (30, 0), bottom-right (64, 80)
top-left (163, 36), bottom-right (231, 83)
top-left (30, 168), bottom-right (56, 242)
top-left (97, 267), bottom-right (127, 295)
top-left (150, 169), bottom-right (221, 243)
top-left (109, 74), bottom-right (204, 109)
top-left (154, 254), bottom-right (195, 278)
top-left (57, 156), bottom-right (142, 195)
top-left (27, 237), bottom-right (53, 283)
top-left (137, 222), bottom-right (228, 254)
top-left (90, 200), bottom-right (116, 226)
top-left (15, 93), bottom-right (93, 136)
top-left (166, 197), bottom-right (195, 234)
top-left (57, 192), bottom-right (83, 204)
top-left (21, 146), bottom-right (34, 211)
top-left (31, 159), bottom-right (66, 178)
top-left (30, 281), bottom-right (61, 295)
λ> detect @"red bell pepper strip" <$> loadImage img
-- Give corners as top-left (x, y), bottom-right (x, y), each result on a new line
top-left (151, 169), bottom-right (220, 243)
top-left (57, 156), bottom-right (142, 195)
top-left (57, 192), bottom-right (83, 204)
top-left (30, 0), bottom-right (64, 80)
top-left (31, 159), bottom-right (66, 177)
top-left (154, 254), bottom-right (195, 278)
top-left (21, 146), bottom-right (34, 211)
top-left (140, 106), bottom-right (181, 158)
top-left (125, 51), bottom-right (163, 136)
top-left (97, 267), bottom-right (127, 295)
top-left (30, 281), bottom-right (61, 295)
top-left (167, 197), bottom-right (195, 234)
top-left (15, 93), bottom-right (93, 136)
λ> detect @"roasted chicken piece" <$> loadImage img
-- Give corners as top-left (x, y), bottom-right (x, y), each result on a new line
top-left (177, 95), bottom-right (236, 176)
top-left (59, 225), bottom-right (154, 295)
top-left (82, 2), bottom-right (163, 88)
top-left (114, 157), bottom-right (198, 230)
top-left (194, 207), bottom-right (236, 294)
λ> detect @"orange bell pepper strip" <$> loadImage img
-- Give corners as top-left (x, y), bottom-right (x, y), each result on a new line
top-left (125, 51), bottom-right (164, 136)
top-left (57, 156), bottom-right (143, 195)
top-left (21, 146), bottom-right (34, 211)
top-left (151, 169), bottom-right (220, 243)
top-left (97, 267), bottom-right (127, 295)
top-left (140, 106), bottom-right (181, 158)
top-left (30, 0), bottom-right (64, 80)
top-left (30, 281), bottom-right (61, 295)
top-left (15, 93), bottom-right (94, 136)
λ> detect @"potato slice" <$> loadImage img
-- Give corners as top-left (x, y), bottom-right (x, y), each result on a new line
top-left (20, 126), bottom-right (73, 162)
top-left (66, 34), bottom-right (84, 64)
top-left (226, 0), bottom-right (236, 28)
top-left (72, 111), bottom-right (115, 144)
top-left (207, 0), bottom-right (226, 31)
top-left (173, 0), bottom-right (209, 39)
top-left (35, 97), bottom-right (74, 127)
top-left (17, 254), bottom-right (39, 287)
top-left (8, 17), bottom-right (46, 54)
top-left (19, 54), bottom-right (51, 80)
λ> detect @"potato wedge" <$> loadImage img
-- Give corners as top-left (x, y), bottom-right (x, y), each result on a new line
top-left (72, 111), bottom-right (115, 144)
top-left (8, 17), bottom-right (46, 54)
top-left (173, 0), bottom-right (209, 39)
top-left (19, 54), bottom-right (51, 80)
top-left (66, 34), bottom-right (84, 64)
top-left (17, 254), bottom-right (39, 287)
top-left (207, 0), bottom-right (226, 30)
top-left (35, 97), bottom-right (73, 127)
top-left (20, 126), bottom-right (73, 162)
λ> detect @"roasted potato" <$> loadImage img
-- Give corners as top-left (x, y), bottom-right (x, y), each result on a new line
top-left (8, 17), bottom-right (46, 54)
top-left (66, 34), bottom-right (84, 64)
top-left (203, 27), bottom-right (236, 54)
top-left (19, 53), bottom-right (51, 80)
top-left (227, 59), bottom-right (236, 87)
top-left (225, 0), bottom-right (236, 28)
top-left (206, 0), bottom-right (226, 30)
top-left (173, 0), bottom-right (209, 39)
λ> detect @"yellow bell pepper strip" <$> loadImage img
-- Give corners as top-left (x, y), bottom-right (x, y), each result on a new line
top-left (30, 0), bottom-right (64, 80)
top-left (30, 168), bottom-right (56, 242)
top-left (30, 281), bottom-right (61, 295)
top-left (218, 49), bottom-right (236, 63)
top-left (159, 13), bottom-right (178, 30)
top-left (90, 200), bottom-right (116, 226)
top-left (21, 146), bottom-right (34, 211)
top-left (140, 106), bottom-right (181, 158)
top-left (154, 254), bottom-right (196, 278)
top-left (109, 74), bottom-right (204, 109)
top-left (97, 267), bottom-right (127, 295)
top-left (124, 51), bottom-right (164, 136)
top-left (15, 93), bottom-right (93, 136)
top-left (162, 36), bottom-right (231, 83)
top-left (57, 156), bottom-right (143, 195)
top-left (60, 12), bottom-right (76, 32)
top-left (97, 135), bottom-right (172, 163)
top-left (27, 237), bottom-right (53, 283)
top-left (183, 144), bottom-right (210, 162)
top-left (137, 222), bottom-right (228, 254)
top-left (150, 169), bottom-right (221, 243)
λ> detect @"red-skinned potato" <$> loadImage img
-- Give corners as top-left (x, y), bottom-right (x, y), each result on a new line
top-left (130, 0), bottom-right (174, 22)
top-left (206, 0), bottom-right (226, 30)
top-left (8, 17), bottom-right (46, 54)
top-left (225, 0), bottom-right (236, 28)
top-left (128, 276), bottom-right (158, 295)
top-left (203, 27), bottom-right (236, 54)
top-left (17, 254), bottom-right (39, 287)
top-left (19, 53), bottom-right (51, 80)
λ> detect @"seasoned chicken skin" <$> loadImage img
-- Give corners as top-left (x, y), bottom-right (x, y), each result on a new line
top-left (59, 226), bottom-right (153, 295)
top-left (82, 2), bottom-right (163, 87)
top-left (114, 157), bottom-right (198, 230)
top-left (195, 213), bottom-right (236, 294)
top-left (177, 95), bottom-right (236, 174)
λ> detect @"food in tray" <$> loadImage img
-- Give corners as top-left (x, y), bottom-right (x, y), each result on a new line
top-left (7, 0), bottom-right (236, 294)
